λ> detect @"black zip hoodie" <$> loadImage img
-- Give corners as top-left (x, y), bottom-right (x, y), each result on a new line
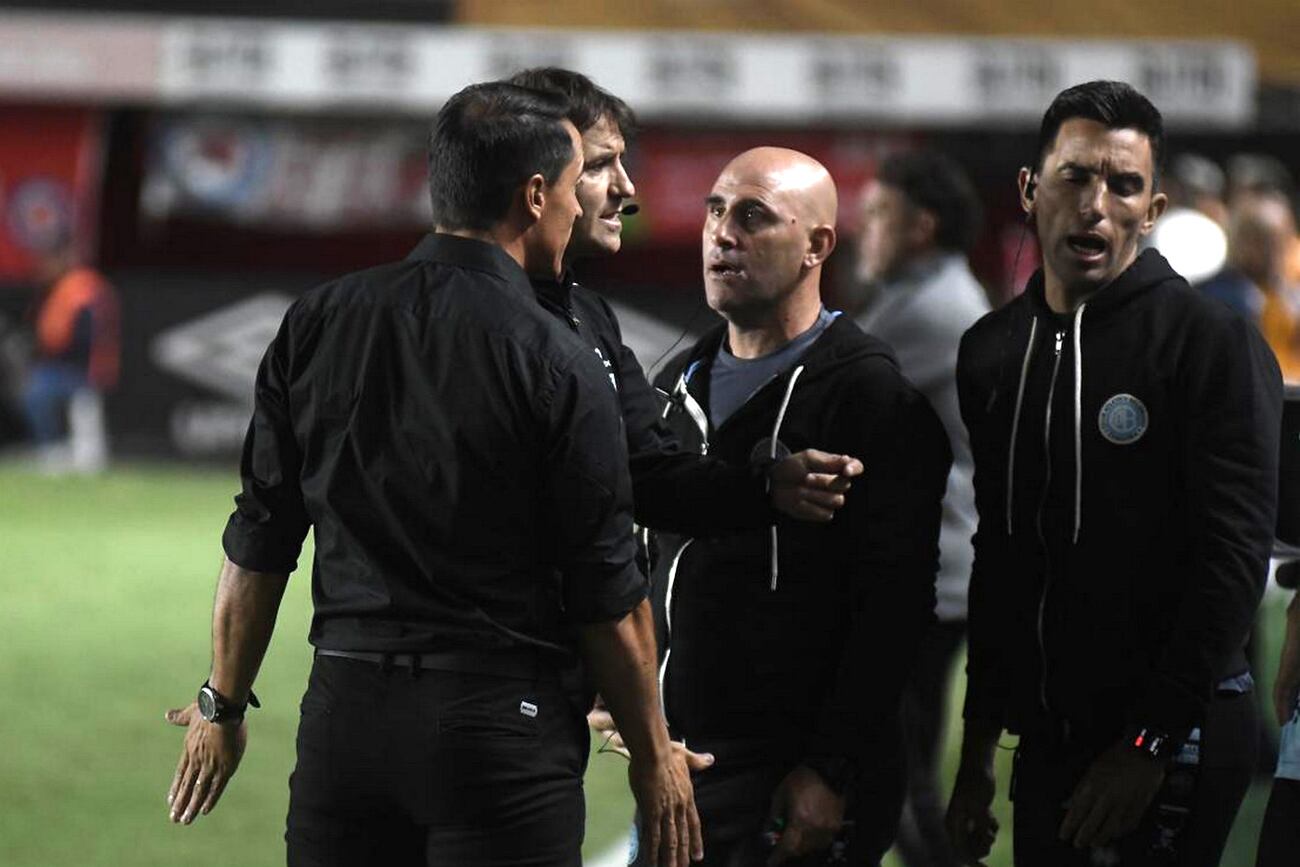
top-left (650, 314), bottom-right (950, 779)
top-left (958, 249), bottom-right (1282, 744)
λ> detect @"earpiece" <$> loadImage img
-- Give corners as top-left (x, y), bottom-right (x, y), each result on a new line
top-left (1025, 176), bottom-right (1038, 202)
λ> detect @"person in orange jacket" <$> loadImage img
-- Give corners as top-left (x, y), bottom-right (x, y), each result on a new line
top-left (22, 237), bottom-right (118, 453)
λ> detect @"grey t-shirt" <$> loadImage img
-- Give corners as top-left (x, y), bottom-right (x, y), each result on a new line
top-left (709, 307), bottom-right (838, 429)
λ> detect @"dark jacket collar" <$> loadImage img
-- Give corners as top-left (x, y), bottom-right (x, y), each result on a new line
top-left (1022, 248), bottom-right (1184, 319)
top-left (679, 312), bottom-right (895, 392)
top-left (529, 267), bottom-right (580, 309)
top-left (406, 233), bottom-right (535, 297)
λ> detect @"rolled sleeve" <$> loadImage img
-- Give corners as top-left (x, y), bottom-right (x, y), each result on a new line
top-left (543, 349), bottom-right (647, 623)
top-left (222, 310), bottom-right (311, 575)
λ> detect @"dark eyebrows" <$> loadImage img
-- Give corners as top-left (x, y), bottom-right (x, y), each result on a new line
top-left (704, 195), bottom-right (776, 218)
top-left (1056, 161), bottom-right (1147, 190)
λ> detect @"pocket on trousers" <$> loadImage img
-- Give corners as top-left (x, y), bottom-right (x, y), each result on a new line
top-left (437, 713), bottom-right (538, 742)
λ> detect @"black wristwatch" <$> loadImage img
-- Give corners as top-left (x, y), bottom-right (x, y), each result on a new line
top-left (1124, 725), bottom-right (1175, 762)
top-left (197, 681), bottom-right (260, 724)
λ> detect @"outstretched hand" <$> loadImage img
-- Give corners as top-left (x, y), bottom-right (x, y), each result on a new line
top-left (164, 700), bottom-right (246, 825)
top-left (769, 449), bottom-right (864, 522)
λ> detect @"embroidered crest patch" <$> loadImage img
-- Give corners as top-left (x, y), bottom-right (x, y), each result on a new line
top-left (1098, 393), bottom-right (1148, 444)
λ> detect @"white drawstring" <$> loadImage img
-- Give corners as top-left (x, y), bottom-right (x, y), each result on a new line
top-left (769, 365), bottom-right (805, 591)
top-left (1006, 317), bottom-right (1039, 535)
top-left (1072, 303), bottom-right (1086, 544)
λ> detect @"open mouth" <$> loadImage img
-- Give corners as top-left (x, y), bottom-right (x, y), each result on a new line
top-left (1066, 234), bottom-right (1108, 258)
top-left (709, 261), bottom-right (745, 279)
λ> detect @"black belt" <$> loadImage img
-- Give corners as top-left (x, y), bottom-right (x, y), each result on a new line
top-left (315, 648), bottom-right (544, 680)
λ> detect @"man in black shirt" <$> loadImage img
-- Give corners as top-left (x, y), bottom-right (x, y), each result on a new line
top-left (163, 82), bottom-right (700, 867)
top-left (509, 67), bottom-right (865, 535)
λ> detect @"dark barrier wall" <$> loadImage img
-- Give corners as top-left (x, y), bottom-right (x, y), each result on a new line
top-left (108, 270), bottom-right (323, 460)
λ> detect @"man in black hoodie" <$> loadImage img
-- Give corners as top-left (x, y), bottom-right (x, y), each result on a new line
top-left (641, 147), bottom-right (950, 866)
top-left (947, 81), bottom-right (1282, 867)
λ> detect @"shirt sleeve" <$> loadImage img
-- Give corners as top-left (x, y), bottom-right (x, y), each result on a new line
top-left (542, 347), bottom-right (647, 623)
top-left (221, 305), bottom-right (312, 575)
top-left (1128, 312), bottom-right (1281, 738)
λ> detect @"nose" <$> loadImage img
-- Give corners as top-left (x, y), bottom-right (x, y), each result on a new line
top-left (1080, 178), bottom-right (1106, 223)
top-left (613, 162), bottom-right (636, 200)
top-left (709, 214), bottom-right (737, 250)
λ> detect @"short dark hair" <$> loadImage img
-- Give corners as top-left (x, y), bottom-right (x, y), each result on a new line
top-left (427, 82), bottom-right (575, 231)
top-left (1034, 80), bottom-right (1166, 187)
top-left (877, 149), bottom-right (983, 252)
top-left (507, 67), bottom-right (637, 138)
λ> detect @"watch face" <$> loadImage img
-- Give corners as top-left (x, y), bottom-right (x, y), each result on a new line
top-left (198, 687), bottom-right (217, 721)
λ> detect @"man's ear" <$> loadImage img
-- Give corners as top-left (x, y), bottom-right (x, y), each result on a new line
top-left (911, 208), bottom-right (938, 249)
top-left (1140, 191), bottom-right (1169, 236)
top-left (805, 225), bottom-right (837, 268)
top-left (522, 174), bottom-right (546, 224)
top-left (1017, 166), bottom-right (1036, 217)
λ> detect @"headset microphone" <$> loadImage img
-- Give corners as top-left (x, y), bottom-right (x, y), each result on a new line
top-left (620, 203), bottom-right (640, 216)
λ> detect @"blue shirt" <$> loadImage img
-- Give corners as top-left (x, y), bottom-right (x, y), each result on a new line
top-left (708, 307), bottom-right (837, 429)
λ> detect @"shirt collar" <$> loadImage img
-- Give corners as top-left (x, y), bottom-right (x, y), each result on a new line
top-left (406, 233), bottom-right (535, 296)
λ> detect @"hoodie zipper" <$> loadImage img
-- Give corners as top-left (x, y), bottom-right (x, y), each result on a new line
top-left (1034, 329), bottom-right (1066, 714)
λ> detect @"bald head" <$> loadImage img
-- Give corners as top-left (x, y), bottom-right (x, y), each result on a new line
top-left (703, 147), bottom-right (839, 343)
top-left (718, 147), bottom-right (838, 228)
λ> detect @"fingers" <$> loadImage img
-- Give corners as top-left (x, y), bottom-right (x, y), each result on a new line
top-left (658, 803), bottom-right (680, 867)
top-left (165, 703), bottom-right (194, 727)
top-left (178, 772), bottom-right (212, 824)
top-left (795, 450), bottom-right (864, 478)
top-left (686, 793), bottom-right (703, 862)
top-left (168, 751), bottom-right (189, 811)
top-left (677, 745), bottom-right (715, 772)
top-left (766, 825), bottom-right (803, 867)
top-left (946, 802), bottom-right (996, 862)
top-left (644, 807), bottom-right (662, 867)
top-left (587, 708), bottom-right (615, 731)
top-left (1059, 781), bottom-right (1102, 847)
top-left (200, 771), bottom-right (231, 817)
top-left (169, 758), bottom-right (198, 823)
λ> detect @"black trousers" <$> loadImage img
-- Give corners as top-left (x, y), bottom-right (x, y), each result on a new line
top-left (1011, 690), bottom-right (1258, 867)
top-left (1255, 778), bottom-right (1300, 867)
top-left (631, 737), bottom-right (903, 866)
top-left (893, 620), bottom-right (966, 867)
top-left (285, 654), bottom-right (590, 867)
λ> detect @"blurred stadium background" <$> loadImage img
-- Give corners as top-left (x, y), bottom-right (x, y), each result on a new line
top-left (1, 2), bottom-right (1298, 865)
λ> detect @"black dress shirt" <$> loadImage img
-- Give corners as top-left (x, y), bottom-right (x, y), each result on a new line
top-left (222, 234), bottom-right (646, 663)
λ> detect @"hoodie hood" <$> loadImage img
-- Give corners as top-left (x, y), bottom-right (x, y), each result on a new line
top-left (676, 312), bottom-right (899, 395)
top-left (1021, 248), bottom-right (1187, 320)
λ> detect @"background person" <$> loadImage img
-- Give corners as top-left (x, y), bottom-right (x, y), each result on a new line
top-left (853, 148), bottom-right (989, 867)
top-left (162, 82), bottom-right (700, 867)
top-left (21, 233), bottom-right (118, 472)
top-left (947, 80), bottom-right (1281, 866)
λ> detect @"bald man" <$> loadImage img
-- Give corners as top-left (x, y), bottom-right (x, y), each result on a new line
top-left (640, 148), bottom-right (950, 865)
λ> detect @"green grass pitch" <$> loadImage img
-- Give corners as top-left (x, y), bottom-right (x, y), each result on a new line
top-left (0, 464), bottom-right (1285, 865)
